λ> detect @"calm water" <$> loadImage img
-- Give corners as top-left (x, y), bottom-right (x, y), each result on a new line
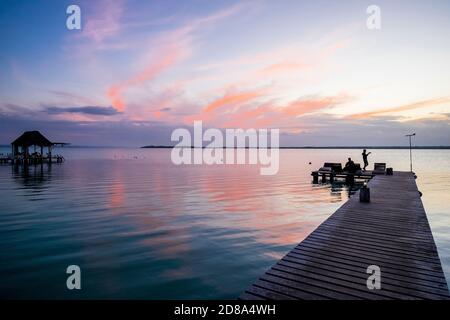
top-left (0, 147), bottom-right (449, 299)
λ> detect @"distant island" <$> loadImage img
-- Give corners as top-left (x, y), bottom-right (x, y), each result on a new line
top-left (141, 145), bottom-right (450, 149)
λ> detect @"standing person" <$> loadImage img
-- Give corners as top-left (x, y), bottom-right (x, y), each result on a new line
top-left (362, 149), bottom-right (371, 171)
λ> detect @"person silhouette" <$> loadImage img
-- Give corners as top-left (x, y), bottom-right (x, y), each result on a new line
top-left (344, 157), bottom-right (356, 173)
top-left (362, 149), bottom-right (371, 171)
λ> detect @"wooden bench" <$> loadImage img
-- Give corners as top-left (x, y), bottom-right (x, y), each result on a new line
top-left (324, 162), bottom-right (343, 173)
top-left (373, 163), bottom-right (386, 175)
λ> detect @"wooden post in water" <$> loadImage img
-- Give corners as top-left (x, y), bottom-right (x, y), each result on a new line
top-left (329, 173), bottom-right (334, 183)
top-left (312, 172), bottom-right (319, 183)
top-left (345, 173), bottom-right (355, 185)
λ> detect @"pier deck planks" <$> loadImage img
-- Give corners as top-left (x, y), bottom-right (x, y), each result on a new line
top-left (240, 172), bottom-right (450, 300)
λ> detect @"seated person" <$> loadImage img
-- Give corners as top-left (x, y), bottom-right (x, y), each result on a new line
top-left (344, 157), bottom-right (357, 173)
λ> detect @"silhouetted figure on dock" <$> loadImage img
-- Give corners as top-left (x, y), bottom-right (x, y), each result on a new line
top-left (362, 149), bottom-right (371, 171)
top-left (344, 157), bottom-right (357, 173)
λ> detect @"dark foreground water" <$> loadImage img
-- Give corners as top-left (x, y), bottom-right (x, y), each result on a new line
top-left (0, 148), bottom-right (449, 299)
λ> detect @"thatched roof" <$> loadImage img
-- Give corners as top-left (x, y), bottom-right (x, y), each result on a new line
top-left (11, 131), bottom-right (53, 147)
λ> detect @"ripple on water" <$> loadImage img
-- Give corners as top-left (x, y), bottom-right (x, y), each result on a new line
top-left (0, 148), bottom-right (449, 298)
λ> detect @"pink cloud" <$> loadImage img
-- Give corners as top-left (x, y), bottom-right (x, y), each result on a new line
top-left (105, 2), bottom-right (250, 113)
top-left (280, 96), bottom-right (345, 116)
top-left (80, 0), bottom-right (125, 45)
top-left (98, 2), bottom-right (349, 128)
top-left (204, 89), bottom-right (267, 113)
top-left (349, 97), bottom-right (450, 119)
top-left (187, 93), bottom-right (349, 129)
top-left (257, 61), bottom-right (310, 77)
top-left (107, 85), bottom-right (125, 112)
top-left (107, 43), bottom-right (186, 112)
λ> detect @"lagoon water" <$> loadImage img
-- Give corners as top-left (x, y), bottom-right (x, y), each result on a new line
top-left (0, 147), bottom-right (449, 299)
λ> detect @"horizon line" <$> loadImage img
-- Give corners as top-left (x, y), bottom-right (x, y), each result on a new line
top-left (1, 145), bottom-right (450, 149)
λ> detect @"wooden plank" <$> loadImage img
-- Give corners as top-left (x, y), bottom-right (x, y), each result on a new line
top-left (277, 259), bottom-right (450, 299)
top-left (287, 249), bottom-right (447, 286)
top-left (290, 247), bottom-right (446, 281)
top-left (296, 241), bottom-right (444, 272)
top-left (304, 234), bottom-right (443, 265)
top-left (267, 266), bottom-right (395, 300)
top-left (307, 231), bottom-right (440, 259)
top-left (239, 292), bottom-right (266, 300)
top-left (242, 285), bottom-right (296, 300)
top-left (252, 279), bottom-right (328, 300)
top-left (280, 254), bottom-right (450, 294)
top-left (240, 172), bottom-right (450, 300)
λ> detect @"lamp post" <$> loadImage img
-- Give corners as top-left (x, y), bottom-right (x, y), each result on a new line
top-left (405, 133), bottom-right (415, 172)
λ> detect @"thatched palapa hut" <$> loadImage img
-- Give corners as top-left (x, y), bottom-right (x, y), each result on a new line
top-left (10, 131), bottom-right (68, 164)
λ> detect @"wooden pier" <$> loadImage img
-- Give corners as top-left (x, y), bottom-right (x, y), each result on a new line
top-left (0, 156), bottom-right (65, 165)
top-left (311, 170), bottom-right (373, 184)
top-left (240, 172), bottom-right (450, 300)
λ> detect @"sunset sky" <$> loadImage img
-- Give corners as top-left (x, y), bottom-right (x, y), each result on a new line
top-left (0, 0), bottom-right (449, 146)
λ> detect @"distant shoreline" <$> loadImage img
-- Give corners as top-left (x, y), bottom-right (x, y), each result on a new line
top-left (1, 144), bottom-right (449, 150)
top-left (141, 145), bottom-right (450, 150)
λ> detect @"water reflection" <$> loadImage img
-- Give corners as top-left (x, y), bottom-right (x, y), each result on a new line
top-left (328, 180), bottom-right (363, 198)
top-left (12, 163), bottom-right (53, 187)
top-left (0, 148), bottom-right (448, 298)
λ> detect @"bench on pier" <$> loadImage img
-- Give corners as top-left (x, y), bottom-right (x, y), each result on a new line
top-left (320, 163), bottom-right (343, 173)
top-left (313, 162), bottom-right (372, 184)
top-left (373, 163), bottom-right (386, 175)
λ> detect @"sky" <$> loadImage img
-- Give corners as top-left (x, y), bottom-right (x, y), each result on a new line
top-left (0, 0), bottom-right (449, 146)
